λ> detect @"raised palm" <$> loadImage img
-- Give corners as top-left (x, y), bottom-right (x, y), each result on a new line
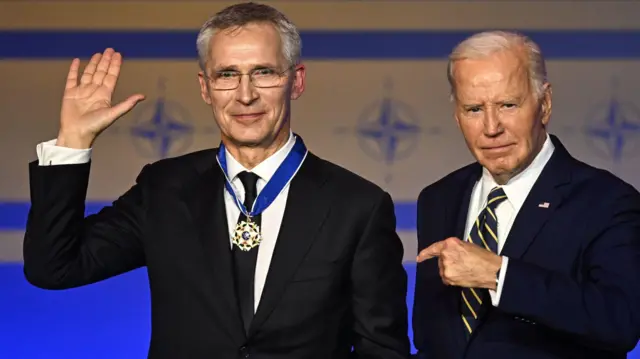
top-left (59, 48), bottom-right (145, 148)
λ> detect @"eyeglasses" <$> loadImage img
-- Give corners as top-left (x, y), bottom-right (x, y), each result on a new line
top-left (206, 66), bottom-right (294, 90)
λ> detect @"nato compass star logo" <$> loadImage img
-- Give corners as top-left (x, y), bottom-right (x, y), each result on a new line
top-left (584, 95), bottom-right (640, 163)
top-left (114, 78), bottom-right (217, 160)
top-left (334, 79), bottom-right (441, 183)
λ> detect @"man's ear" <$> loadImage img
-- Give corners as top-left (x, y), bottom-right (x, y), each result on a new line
top-left (198, 72), bottom-right (212, 105)
top-left (290, 64), bottom-right (306, 100)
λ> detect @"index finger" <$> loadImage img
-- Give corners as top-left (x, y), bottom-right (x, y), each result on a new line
top-left (416, 240), bottom-right (446, 263)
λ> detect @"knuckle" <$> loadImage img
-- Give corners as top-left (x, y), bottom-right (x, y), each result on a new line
top-left (440, 249), bottom-right (448, 258)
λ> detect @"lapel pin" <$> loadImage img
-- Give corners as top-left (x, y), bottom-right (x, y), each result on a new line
top-left (538, 202), bottom-right (550, 208)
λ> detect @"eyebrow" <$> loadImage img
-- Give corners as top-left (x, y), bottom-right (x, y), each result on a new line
top-left (497, 97), bottom-right (523, 104)
top-left (213, 63), bottom-right (279, 72)
top-left (461, 97), bottom-right (523, 108)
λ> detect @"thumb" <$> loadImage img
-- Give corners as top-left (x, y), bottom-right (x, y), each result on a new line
top-left (417, 241), bottom-right (446, 263)
top-left (109, 94), bottom-right (145, 119)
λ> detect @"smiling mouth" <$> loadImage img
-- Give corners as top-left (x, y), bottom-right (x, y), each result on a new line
top-left (232, 113), bottom-right (264, 121)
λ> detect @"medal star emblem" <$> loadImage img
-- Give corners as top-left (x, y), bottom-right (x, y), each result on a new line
top-left (233, 220), bottom-right (262, 251)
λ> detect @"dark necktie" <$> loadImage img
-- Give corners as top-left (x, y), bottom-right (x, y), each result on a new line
top-left (460, 186), bottom-right (508, 337)
top-left (232, 171), bottom-right (261, 334)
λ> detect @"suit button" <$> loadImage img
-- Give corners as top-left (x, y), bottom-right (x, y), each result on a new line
top-left (239, 346), bottom-right (250, 358)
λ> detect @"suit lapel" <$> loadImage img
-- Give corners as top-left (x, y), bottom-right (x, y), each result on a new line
top-left (182, 150), bottom-right (246, 346)
top-left (453, 165), bottom-right (482, 240)
top-left (249, 153), bottom-right (332, 336)
top-left (501, 137), bottom-right (572, 259)
top-left (447, 164), bottom-right (482, 357)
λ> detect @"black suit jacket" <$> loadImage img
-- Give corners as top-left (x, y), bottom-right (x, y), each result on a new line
top-left (23, 149), bottom-right (410, 359)
top-left (412, 135), bottom-right (640, 359)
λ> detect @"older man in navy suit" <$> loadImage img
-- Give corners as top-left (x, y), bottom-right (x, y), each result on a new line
top-left (412, 30), bottom-right (640, 358)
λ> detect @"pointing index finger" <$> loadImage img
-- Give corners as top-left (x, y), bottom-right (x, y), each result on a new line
top-left (416, 240), bottom-right (446, 263)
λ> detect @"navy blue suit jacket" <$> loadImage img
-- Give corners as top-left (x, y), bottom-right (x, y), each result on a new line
top-left (412, 135), bottom-right (640, 359)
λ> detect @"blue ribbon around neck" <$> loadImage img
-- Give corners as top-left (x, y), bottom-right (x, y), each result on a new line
top-left (216, 134), bottom-right (308, 218)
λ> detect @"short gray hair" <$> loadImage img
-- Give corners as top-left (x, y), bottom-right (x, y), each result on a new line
top-left (196, 2), bottom-right (302, 71)
top-left (446, 30), bottom-right (547, 100)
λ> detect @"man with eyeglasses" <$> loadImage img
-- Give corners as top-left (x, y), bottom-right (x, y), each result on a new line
top-left (22, 2), bottom-right (411, 359)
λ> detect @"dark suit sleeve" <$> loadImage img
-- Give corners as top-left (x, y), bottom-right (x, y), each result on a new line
top-left (351, 191), bottom-right (411, 358)
top-left (23, 160), bottom-right (147, 289)
top-left (499, 185), bottom-right (640, 352)
top-left (412, 188), bottom-right (433, 357)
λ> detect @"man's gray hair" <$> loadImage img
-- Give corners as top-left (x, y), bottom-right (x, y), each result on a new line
top-left (446, 30), bottom-right (547, 100)
top-left (196, 2), bottom-right (301, 71)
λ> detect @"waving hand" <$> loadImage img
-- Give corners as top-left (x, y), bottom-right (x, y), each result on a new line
top-left (57, 48), bottom-right (145, 149)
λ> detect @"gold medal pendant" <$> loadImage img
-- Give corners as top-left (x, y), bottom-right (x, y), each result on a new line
top-left (232, 217), bottom-right (262, 251)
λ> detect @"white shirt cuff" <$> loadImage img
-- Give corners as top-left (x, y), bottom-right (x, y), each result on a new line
top-left (36, 139), bottom-right (92, 166)
top-left (489, 256), bottom-right (509, 307)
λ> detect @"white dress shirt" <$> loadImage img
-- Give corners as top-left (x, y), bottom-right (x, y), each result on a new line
top-left (35, 131), bottom-right (298, 313)
top-left (463, 133), bottom-right (554, 306)
top-left (222, 132), bottom-right (296, 312)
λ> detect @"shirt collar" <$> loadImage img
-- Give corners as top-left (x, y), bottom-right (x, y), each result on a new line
top-left (480, 133), bottom-right (555, 212)
top-left (225, 130), bottom-right (296, 184)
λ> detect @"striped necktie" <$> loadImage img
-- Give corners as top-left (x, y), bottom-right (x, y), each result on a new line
top-left (460, 186), bottom-right (508, 337)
